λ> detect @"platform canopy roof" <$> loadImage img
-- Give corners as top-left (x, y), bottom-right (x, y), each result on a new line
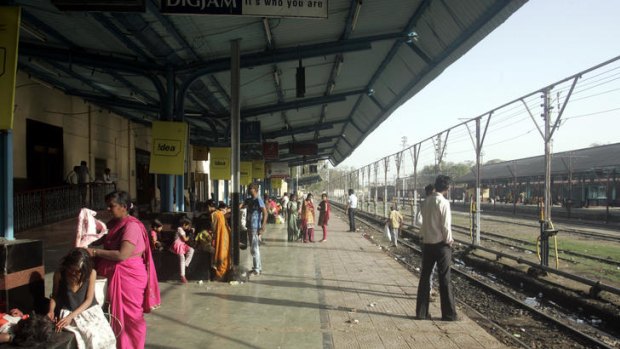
top-left (14, 0), bottom-right (526, 166)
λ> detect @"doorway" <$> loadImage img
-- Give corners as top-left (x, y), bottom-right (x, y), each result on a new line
top-left (26, 119), bottom-right (64, 189)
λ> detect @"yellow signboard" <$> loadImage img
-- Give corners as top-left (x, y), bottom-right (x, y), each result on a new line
top-left (252, 160), bottom-right (265, 180)
top-left (240, 161), bottom-right (253, 185)
top-left (149, 121), bottom-right (188, 175)
top-left (210, 147), bottom-right (231, 180)
top-left (0, 7), bottom-right (21, 130)
top-left (271, 178), bottom-right (282, 189)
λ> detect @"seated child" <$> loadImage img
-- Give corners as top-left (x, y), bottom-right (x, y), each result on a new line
top-left (172, 217), bottom-right (195, 283)
top-left (48, 248), bottom-right (116, 348)
top-left (0, 313), bottom-right (54, 347)
top-left (150, 219), bottom-right (164, 251)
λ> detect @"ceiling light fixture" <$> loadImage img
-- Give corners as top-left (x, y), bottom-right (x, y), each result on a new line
top-left (273, 68), bottom-right (281, 88)
top-left (28, 75), bottom-right (53, 89)
top-left (351, 0), bottom-right (363, 32)
top-left (130, 92), bottom-right (147, 105)
top-left (21, 22), bottom-right (47, 42)
top-left (263, 18), bottom-right (273, 48)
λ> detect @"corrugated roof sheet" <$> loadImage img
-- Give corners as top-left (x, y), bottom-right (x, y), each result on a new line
top-left (457, 143), bottom-right (620, 183)
top-left (16, 0), bottom-right (527, 165)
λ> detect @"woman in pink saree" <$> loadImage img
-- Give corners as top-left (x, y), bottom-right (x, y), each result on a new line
top-left (87, 191), bottom-right (160, 349)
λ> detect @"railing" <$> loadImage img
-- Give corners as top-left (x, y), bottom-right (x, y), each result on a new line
top-left (14, 183), bottom-right (116, 232)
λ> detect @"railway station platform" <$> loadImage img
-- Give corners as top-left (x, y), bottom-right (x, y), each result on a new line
top-left (144, 212), bottom-right (507, 349)
top-left (15, 209), bottom-right (508, 348)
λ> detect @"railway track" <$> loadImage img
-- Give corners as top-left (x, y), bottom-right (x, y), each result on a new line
top-left (450, 224), bottom-right (620, 267)
top-left (449, 209), bottom-right (620, 243)
top-left (369, 203), bottom-right (620, 242)
top-left (332, 203), bottom-right (619, 349)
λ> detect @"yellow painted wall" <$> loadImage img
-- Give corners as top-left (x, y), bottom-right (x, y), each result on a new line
top-left (12, 72), bottom-right (151, 199)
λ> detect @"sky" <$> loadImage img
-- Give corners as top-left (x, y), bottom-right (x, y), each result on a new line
top-left (336, 0), bottom-right (620, 171)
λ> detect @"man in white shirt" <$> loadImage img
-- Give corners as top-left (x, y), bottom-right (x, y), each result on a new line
top-left (345, 189), bottom-right (357, 232)
top-left (416, 175), bottom-right (457, 321)
top-left (281, 192), bottom-right (289, 222)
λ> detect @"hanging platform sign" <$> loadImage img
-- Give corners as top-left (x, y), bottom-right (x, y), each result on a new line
top-left (192, 145), bottom-right (209, 161)
top-left (210, 147), bottom-right (232, 180)
top-left (149, 121), bottom-right (188, 175)
top-left (252, 160), bottom-right (265, 179)
top-left (271, 178), bottom-right (283, 189)
top-left (262, 142), bottom-right (279, 161)
top-left (268, 162), bottom-right (289, 178)
top-left (240, 161), bottom-right (253, 185)
top-left (161, 0), bottom-right (328, 19)
top-left (241, 121), bottom-right (261, 144)
top-left (0, 7), bottom-right (20, 131)
top-left (289, 142), bottom-right (318, 156)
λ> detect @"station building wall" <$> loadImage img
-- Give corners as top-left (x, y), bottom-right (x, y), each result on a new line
top-left (12, 72), bottom-right (151, 199)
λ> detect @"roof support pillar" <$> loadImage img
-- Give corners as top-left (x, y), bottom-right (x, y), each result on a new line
top-left (0, 131), bottom-right (14, 240)
top-left (160, 67), bottom-right (175, 212)
top-left (230, 39), bottom-right (242, 267)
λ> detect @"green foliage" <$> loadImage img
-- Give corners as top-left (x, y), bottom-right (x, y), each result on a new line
top-left (419, 161), bottom-right (473, 179)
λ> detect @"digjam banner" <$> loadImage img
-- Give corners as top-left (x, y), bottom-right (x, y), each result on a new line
top-left (210, 147), bottom-right (232, 180)
top-left (252, 160), bottom-right (265, 180)
top-left (161, 0), bottom-right (328, 19)
top-left (149, 121), bottom-right (188, 175)
top-left (0, 7), bottom-right (20, 130)
top-left (240, 161), bottom-right (253, 185)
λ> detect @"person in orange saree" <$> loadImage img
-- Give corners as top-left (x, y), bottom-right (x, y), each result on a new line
top-left (87, 191), bottom-right (160, 349)
top-left (211, 202), bottom-right (232, 281)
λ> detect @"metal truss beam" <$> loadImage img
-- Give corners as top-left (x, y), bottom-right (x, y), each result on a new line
top-left (349, 119), bottom-right (364, 134)
top-left (263, 118), bottom-right (348, 139)
top-left (179, 32), bottom-right (402, 75)
top-left (287, 155), bottom-right (331, 166)
top-left (234, 89), bottom-right (364, 120)
top-left (19, 42), bottom-right (152, 75)
top-left (278, 136), bottom-right (337, 150)
top-left (90, 13), bottom-right (153, 61)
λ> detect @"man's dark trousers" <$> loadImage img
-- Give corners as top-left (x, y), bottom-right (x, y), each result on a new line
top-left (348, 208), bottom-right (356, 232)
top-left (416, 242), bottom-right (457, 320)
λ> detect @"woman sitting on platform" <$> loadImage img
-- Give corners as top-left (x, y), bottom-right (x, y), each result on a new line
top-left (87, 191), bottom-right (160, 349)
top-left (211, 202), bottom-right (232, 281)
top-left (48, 248), bottom-right (115, 348)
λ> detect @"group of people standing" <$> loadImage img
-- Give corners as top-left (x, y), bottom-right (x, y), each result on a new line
top-left (50, 174), bottom-right (456, 349)
top-left (284, 192), bottom-right (331, 243)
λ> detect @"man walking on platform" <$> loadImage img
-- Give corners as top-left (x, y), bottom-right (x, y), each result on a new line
top-left (281, 192), bottom-right (289, 222)
top-left (345, 189), bottom-right (357, 232)
top-left (245, 183), bottom-right (267, 276)
top-left (415, 175), bottom-right (458, 321)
